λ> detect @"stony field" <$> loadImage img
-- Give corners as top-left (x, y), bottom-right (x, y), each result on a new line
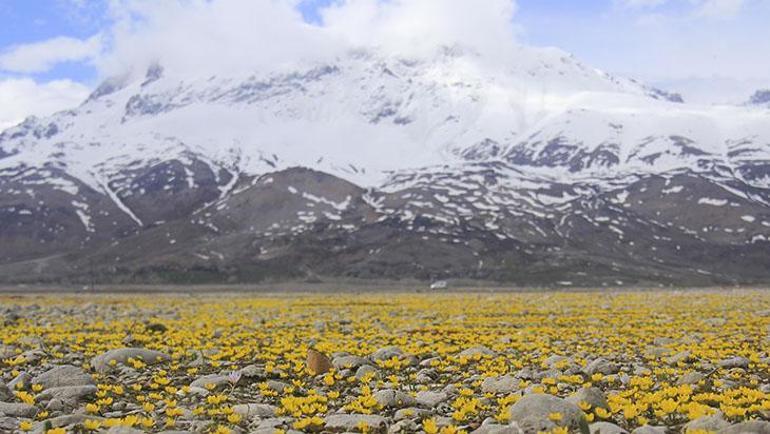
top-left (0, 291), bottom-right (769, 434)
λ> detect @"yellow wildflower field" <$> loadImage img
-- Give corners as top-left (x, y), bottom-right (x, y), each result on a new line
top-left (0, 291), bottom-right (769, 433)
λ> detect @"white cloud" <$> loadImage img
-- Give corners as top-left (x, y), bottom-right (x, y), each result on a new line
top-left (617, 0), bottom-right (747, 17)
top-left (0, 78), bottom-right (90, 130)
top-left (697, 0), bottom-right (746, 18)
top-left (97, 0), bottom-right (519, 79)
top-left (0, 35), bottom-right (102, 74)
top-left (320, 0), bottom-right (517, 58)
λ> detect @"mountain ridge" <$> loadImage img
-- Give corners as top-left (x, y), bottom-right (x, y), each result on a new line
top-left (1, 45), bottom-right (769, 285)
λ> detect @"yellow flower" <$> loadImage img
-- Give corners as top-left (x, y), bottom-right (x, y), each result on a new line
top-left (19, 420), bottom-right (33, 432)
top-left (227, 413), bottom-right (243, 424)
top-left (83, 419), bottom-right (102, 431)
top-left (424, 418), bottom-right (439, 434)
top-left (660, 399), bottom-right (678, 414)
top-left (85, 403), bottom-right (100, 414)
top-left (548, 412), bottom-right (562, 422)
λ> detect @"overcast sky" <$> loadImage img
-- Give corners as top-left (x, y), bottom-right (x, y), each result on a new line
top-left (0, 0), bottom-right (768, 130)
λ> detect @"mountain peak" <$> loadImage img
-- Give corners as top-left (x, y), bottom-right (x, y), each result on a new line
top-left (748, 89), bottom-right (770, 106)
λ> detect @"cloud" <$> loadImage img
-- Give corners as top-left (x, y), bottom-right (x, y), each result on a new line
top-left (0, 35), bottom-right (103, 74)
top-left (616, 0), bottom-right (747, 17)
top-left (0, 78), bottom-right (90, 130)
top-left (697, 0), bottom-right (746, 18)
top-left (320, 0), bottom-right (518, 58)
top-left (97, 0), bottom-right (519, 78)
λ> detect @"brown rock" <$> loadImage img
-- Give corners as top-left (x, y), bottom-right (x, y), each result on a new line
top-left (307, 348), bottom-right (333, 375)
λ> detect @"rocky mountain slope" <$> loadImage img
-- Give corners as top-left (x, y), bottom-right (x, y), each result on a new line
top-left (1, 45), bottom-right (769, 286)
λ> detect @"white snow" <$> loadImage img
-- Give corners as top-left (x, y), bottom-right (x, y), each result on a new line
top-left (698, 198), bottom-right (728, 207)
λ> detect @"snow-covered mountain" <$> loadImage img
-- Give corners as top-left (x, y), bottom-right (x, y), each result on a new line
top-left (1, 45), bottom-right (769, 286)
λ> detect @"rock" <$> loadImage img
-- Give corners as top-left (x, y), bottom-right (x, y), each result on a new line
top-left (0, 401), bottom-right (38, 417)
top-left (590, 422), bottom-right (628, 434)
top-left (190, 374), bottom-right (229, 389)
top-left (0, 417), bottom-right (16, 432)
top-left (481, 375), bottom-right (521, 394)
top-left (0, 382), bottom-right (11, 401)
top-left (332, 355), bottom-right (370, 370)
top-left (653, 337), bottom-right (676, 346)
top-left (566, 387), bottom-right (609, 411)
top-left (91, 348), bottom-right (170, 373)
top-left (325, 414), bottom-right (388, 433)
top-left (370, 346), bottom-right (404, 362)
top-left (394, 407), bottom-right (431, 421)
top-left (584, 358), bottom-right (619, 376)
top-left (666, 351), bottom-right (693, 366)
top-left (719, 421), bottom-right (770, 434)
top-left (508, 394), bottom-right (588, 434)
top-left (459, 346), bottom-right (496, 357)
top-left (266, 380), bottom-right (289, 393)
top-left (105, 427), bottom-right (145, 434)
top-left (472, 424), bottom-right (524, 434)
top-left (685, 412), bottom-right (730, 432)
top-left (676, 372), bottom-right (705, 386)
top-left (705, 318), bottom-right (727, 327)
top-left (145, 322), bottom-right (168, 333)
top-left (355, 365), bottom-right (379, 381)
top-left (238, 364), bottom-right (265, 379)
top-left (9, 372), bottom-right (31, 390)
top-left (306, 349), bottom-right (333, 375)
top-left (390, 419), bottom-right (418, 433)
top-left (631, 426), bottom-right (667, 434)
top-left (373, 389), bottom-right (417, 408)
top-left (415, 391), bottom-right (449, 408)
top-left (31, 413), bottom-right (99, 433)
top-left (31, 365), bottom-right (94, 390)
top-left (233, 403), bottom-right (277, 418)
top-left (644, 347), bottom-right (673, 358)
top-left (718, 357), bottom-right (750, 369)
top-left (420, 357), bottom-right (441, 368)
top-left (36, 385), bottom-right (97, 403)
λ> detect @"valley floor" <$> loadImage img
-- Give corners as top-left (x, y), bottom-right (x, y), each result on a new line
top-left (0, 291), bottom-right (768, 433)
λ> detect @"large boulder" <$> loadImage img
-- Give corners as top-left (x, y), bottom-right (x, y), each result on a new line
top-left (508, 394), bottom-right (589, 434)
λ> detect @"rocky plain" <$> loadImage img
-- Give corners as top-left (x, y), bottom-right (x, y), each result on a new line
top-left (0, 291), bottom-right (769, 434)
